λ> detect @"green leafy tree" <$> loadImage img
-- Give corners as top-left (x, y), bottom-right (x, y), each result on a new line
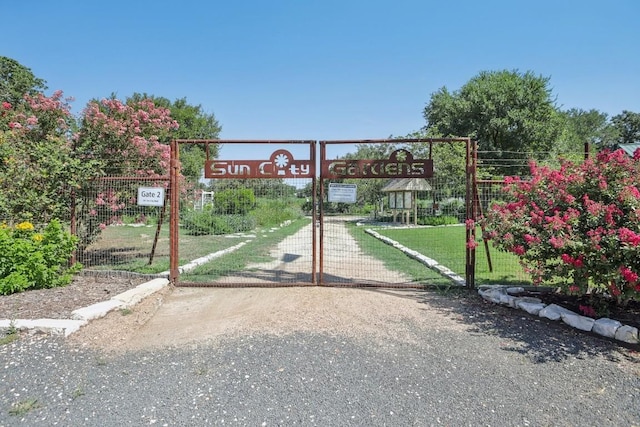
top-left (423, 70), bottom-right (563, 176)
top-left (559, 108), bottom-right (612, 149)
top-left (610, 110), bottom-right (640, 146)
top-left (0, 56), bottom-right (47, 107)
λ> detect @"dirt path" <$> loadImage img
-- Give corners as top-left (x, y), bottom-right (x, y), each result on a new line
top-left (71, 285), bottom-right (471, 352)
top-left (212, 216), bottom-right (410, 285)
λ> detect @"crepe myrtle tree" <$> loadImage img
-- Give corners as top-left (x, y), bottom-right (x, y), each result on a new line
top-left (0, 90), bottom-right (87, 224)
top-left (481, 148), bottom-right (640, 308)
top-left (73, 96), bottom-right (179, 252)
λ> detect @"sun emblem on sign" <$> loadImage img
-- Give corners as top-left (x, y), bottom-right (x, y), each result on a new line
top-left (274, 153), bottom-right (289, 168)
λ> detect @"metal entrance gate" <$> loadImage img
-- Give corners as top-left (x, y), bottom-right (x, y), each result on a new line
top-left (170, 140), bottom-right (317, 287)
top-left (169, 138), bottom-right (474, 288)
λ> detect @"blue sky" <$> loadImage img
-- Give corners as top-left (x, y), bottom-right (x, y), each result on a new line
top-left (2, 0), bottom-right (639, 160)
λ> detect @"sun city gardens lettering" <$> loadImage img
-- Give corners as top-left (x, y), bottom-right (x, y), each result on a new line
top-left (204, 149), bottom-right (314, 179)
top-left (321, 149), bottom-right (433, 179)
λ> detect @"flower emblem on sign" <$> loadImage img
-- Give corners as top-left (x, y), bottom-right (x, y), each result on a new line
top-left (274, 153), bottom-right (290, 168)
top-left (273, 151), bottom-right (290, 175)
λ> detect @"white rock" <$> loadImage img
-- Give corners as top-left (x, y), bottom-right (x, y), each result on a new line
top-left (592, 318), bottom-right (622, 339)
top-left (561, 312), bottom-right (595, 331)
top-left (515, 296), bottom-right (542, 304)
top-left (517, 301), bottom-right (546, 315)
top-left (506, 287), bottom-right (525, 295)
top-left (113, 278), bottom-right (169, 307)
top-left (538, 304), bottom-right (576, 321)
top-left (614, 325), bottom-right (639, 344)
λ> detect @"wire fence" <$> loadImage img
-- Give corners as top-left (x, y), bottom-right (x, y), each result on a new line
top-left (178, 177), bottom-right (314, 285)
top-left (73, 177), bottom-right (171, 276)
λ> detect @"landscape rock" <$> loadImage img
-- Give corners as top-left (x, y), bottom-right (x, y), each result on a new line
top-left (538, 304), bottom-right (576, 321)
top-left (516, 301), bottom-right (546, 315)
top-left (561, 312), bottom-right (595, 331)
top-left (614, 325), bottom-right (639, 344)
top-left (592, 318), bottom-right (623, 339)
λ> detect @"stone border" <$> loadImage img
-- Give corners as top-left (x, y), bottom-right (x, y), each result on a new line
top-left (478, 285), bottom-right (639, 345)
top-left (364, 228), bottom-right (466, 286)
top-left (0, 278), bottom-right (170, 337)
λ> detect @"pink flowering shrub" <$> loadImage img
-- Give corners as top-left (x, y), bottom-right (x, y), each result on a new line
top-left (77, 97), bottom-right (178, 177)
top-left (73, 97), bottom-right (179, 252)
top-left (0, 91), bottom-right (84, 223)
top-left (481, 149), bottom-right (640, 305)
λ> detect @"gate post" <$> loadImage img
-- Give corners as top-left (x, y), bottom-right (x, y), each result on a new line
top-left (465, 138), bottom-right (477, 289)
top-left (169, 140), bottom-right (180, 283)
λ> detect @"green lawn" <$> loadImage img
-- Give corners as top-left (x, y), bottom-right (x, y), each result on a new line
top-left (82, 222), bottom-right (268, 274)
top-left (346, 222), bottom-right (453, 286)
top-left (373, 225), bottom-right (531, 286)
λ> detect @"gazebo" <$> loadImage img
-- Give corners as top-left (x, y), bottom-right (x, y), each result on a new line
top-left (381, 178), bottom-right (432, 225)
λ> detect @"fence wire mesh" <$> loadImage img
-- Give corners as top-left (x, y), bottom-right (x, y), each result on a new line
top-left (74, 177), bottom-right (170, 276)
top-left (178, 177), bottom-right (315, 286)
top-left (320, 175), bottom-right (467, 287)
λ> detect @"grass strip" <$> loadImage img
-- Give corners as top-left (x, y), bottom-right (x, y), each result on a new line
top-left (375, 225), bottom-right (530, 286)
top-left (346, 222), bottom-right (453, 286)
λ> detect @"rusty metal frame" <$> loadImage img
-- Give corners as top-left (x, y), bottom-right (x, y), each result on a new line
top-left (319, 138), bottom-right (474, 288)
top-left (170, 139), bottom-right (317, 286)
top-left (168, 138), bottom-right (476, 288)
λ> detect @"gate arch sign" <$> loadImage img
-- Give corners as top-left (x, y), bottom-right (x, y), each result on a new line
top-left (321, 148), bottom-right (433, 179)
top-left (205, 149), bottom-right (314, 179)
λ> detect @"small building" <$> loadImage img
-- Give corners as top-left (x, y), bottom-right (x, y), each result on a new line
top-left (381, 178), bottom-right (432, 225)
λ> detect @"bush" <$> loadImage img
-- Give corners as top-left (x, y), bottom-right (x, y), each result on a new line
top-left (251, 199), bottom-right (302, 227)
top-left (214, 189), bottom-right (255, 215)
top-left (182, 207), bottom-right (256, 235)
top-left (481, 149), bottom-right (640, 304)
top-left (0, 219), bottom-right (81, 295)
top-left (418, 215), bottom-right (459, 226)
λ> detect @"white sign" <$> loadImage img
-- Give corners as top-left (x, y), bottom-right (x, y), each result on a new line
top-left (137, 187), bottom-right (165, 207)
top-left (328, 183), bottom-right (357, 203)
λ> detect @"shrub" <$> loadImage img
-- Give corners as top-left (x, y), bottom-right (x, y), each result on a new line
top-left (182, 207), bottom-right (256, 236)
top-left (214, 189), bottom-right (255, 215)
top-left (418, 215), bottom-right (459, 226)
top-left (481, 149), bottom-right (640, 304)
top-left (251, 199), bottom-right (302, 227)
top-left (0, 219), bottom-right (81, 295)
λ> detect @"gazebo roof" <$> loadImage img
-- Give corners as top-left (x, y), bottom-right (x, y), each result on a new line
top-left (381, 178), bottom-right (432, 192)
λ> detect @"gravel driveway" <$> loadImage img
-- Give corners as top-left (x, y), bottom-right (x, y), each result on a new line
top-left (2, 287), bottom-right (639, 426)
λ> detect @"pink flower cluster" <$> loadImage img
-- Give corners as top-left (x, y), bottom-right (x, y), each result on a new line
top-left (482, 149), bottom-right (640, 303)
top-left (79, 97), bottom-right (179, 177)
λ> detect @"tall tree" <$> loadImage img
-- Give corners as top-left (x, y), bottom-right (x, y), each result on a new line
top-left (423, 70), bottom-right (563, 176)
top-left (610, 110), bottom-right (640, 146)
top-left (76, 96), bottom-right (178, 177)
top-left (560, 108), bottom-right (611, 148)
top-left (0, 57), bottom-right (47, 107)
top-left (0, 90), bottom-right (85, 223)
